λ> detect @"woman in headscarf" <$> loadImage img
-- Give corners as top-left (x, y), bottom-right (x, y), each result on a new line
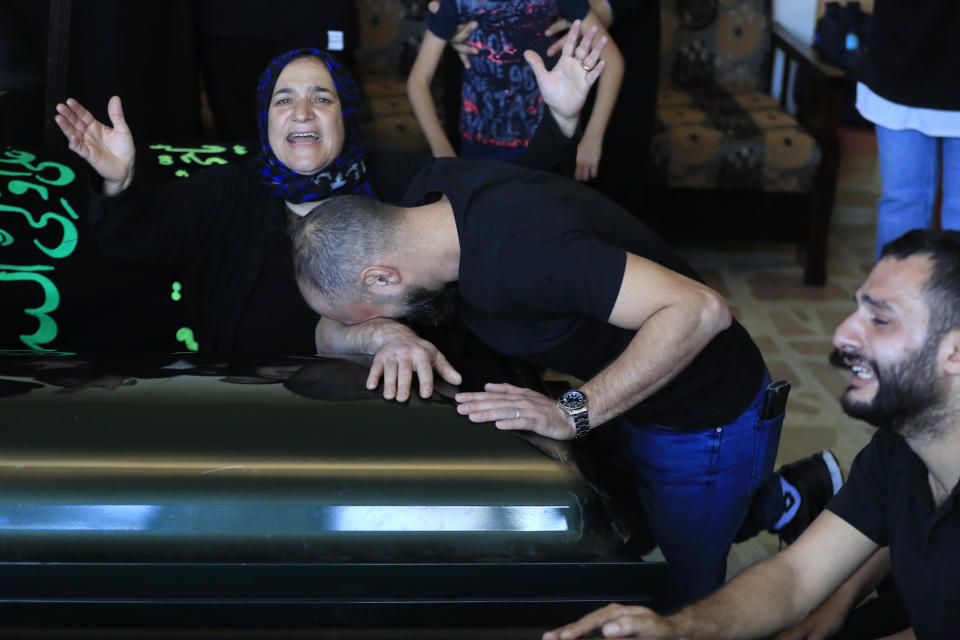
top-left (52, 24), bottom-right (606, 399)
top-left (254, 49), bottom-right (374, 207)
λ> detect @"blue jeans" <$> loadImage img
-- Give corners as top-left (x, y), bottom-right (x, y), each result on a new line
top-left (600, 374), bottom-right (784, 608)
top-left (875, 125), bottom-right (960, 259)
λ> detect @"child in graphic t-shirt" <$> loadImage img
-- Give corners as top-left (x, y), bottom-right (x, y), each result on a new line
top-left (408, 0), bottom-right (623, 181)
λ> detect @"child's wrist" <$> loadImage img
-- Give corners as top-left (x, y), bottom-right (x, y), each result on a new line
top-left (581, 122), bottom-right (606, 140)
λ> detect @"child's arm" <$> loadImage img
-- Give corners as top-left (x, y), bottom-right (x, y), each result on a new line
top-left (575, 9), bottom-right (624, 181)
top-left (775, 548), bottom-right (891, 640)
top-left (407, 30), bottom-right (458, 158)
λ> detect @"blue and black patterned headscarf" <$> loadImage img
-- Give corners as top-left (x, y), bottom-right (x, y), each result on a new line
top-left (255, 48), bottom-right (373, 203)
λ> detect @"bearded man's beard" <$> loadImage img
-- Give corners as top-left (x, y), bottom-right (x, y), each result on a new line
top-left (837, 336), bottom-right (948, 441)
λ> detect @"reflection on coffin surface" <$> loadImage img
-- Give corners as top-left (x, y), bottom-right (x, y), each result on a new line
top-left (0, 352), bottom-right (664, 630)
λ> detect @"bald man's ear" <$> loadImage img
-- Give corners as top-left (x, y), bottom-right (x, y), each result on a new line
top-left (360, 266), bottom-right (401, 289)
top-left (940, 329), bottom-right (960, 376)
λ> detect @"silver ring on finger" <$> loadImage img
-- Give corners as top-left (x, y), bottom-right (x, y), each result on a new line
top-left (515, 408), bottom-right (520, 420)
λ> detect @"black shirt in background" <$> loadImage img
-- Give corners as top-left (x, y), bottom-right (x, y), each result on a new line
top-left (864, 0), bottom-right (960, 111)
top-left (402, 158), bottom-right (766, 429)
top-left (827, 429), bottom-right (960, 639)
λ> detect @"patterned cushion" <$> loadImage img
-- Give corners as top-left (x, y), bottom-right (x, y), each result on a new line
top-left (660, 0), bottom-right (770, 90)
top-left (649, 84), bottom-right (821, 192)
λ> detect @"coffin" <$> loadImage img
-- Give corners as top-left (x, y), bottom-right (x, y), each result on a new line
top-left (0, 352), bottom-right (664, 631)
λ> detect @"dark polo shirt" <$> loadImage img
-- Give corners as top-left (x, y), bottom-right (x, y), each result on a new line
top-left (827, 429), bottom-right (960, 639)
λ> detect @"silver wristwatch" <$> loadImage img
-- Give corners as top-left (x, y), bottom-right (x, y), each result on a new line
top-left (557, 389), bottom-right (590, 439)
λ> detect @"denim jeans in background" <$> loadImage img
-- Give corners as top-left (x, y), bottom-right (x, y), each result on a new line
top-left (600, 373), bottom-right (784, 609)
top-left (875, 125), bottom-right (960, 259)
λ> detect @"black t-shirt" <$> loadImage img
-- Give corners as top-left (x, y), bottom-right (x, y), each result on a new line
top-left (402, 158), bottom-right (766, 429)
top-left (828, 430), bottom-right (960, 639)
top-left (864, 0), bottom-right (960, 110)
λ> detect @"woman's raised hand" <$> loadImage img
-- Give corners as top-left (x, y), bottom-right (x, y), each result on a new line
top-left (524, 20), bottom-right (606, 138)
top-left (55, 95), bottom-right (136, 195)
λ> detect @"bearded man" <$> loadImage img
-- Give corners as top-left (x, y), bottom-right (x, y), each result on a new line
top-left (546, 228), bottom-right (960, 640)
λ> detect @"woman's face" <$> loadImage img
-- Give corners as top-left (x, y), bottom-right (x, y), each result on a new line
top-left (267, 56), bottom-right (346, 175)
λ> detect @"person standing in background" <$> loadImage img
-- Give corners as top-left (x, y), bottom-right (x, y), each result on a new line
top-left (857, 0), bottom-right (960, 259)
top-left (433, 0), bottom-right (658, 209)
top-left (409, 1), bottom-right (623, 182)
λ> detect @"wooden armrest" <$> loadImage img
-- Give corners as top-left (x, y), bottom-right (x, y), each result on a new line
top-left (771, 22), bottom-right (846, 86)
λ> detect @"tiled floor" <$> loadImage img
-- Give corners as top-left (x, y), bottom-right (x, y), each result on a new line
top-left (674, 133), bottom-right (884, 575)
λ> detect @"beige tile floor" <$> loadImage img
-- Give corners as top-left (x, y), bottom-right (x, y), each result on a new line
top-left (672, 139), bottom-right (885, 576)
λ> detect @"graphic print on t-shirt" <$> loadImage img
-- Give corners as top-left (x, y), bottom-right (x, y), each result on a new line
top-left (456, 0), bottom-right (566, 149)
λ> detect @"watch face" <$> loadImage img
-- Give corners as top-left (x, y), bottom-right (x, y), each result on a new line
top-left (560, 390), bottom-right (587, 410)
